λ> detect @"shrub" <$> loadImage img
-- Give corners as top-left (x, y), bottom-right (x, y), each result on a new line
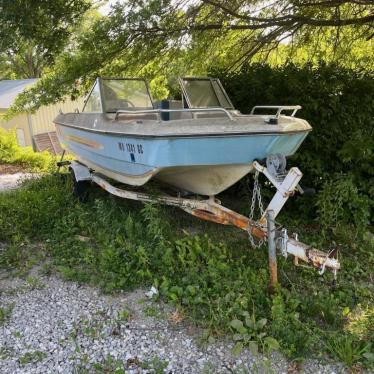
top-left (326, 334), bottom-right (372, 368)
top-left (316, 173), bottom-right (370, 235)
top-left (212, 62), bottom-right (374, 225)
top-left (0, 128), bottom-right (54, 171)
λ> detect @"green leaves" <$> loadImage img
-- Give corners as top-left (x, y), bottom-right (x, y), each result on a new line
top-left (316, 174), bottom-right (371, 233)
top-left (230, 319), bottom-right (246, 334)
top-left (5, 0), bottom-right (372, 113)
top-left (0, 0), bottom-right (91, 78)
top-left (0, 129), bottom-right (54, 171)
top-left (232, 342), bottom-right (244, 356)
top-left (0, 0), bottom-right (91, 50)
top-left (363, 352), bottom-right (374, 365)
top-left (216, 62), bottom-right (374, 227)
top-left (263, 337), bottom-right (280, 351)
top-left (230, 313), bottom-right (278, 356)
top-left (326, 334), bottom-right (372, 368)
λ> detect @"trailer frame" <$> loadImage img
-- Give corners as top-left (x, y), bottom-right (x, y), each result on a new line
top-left (63, 159), bottom-right (340, 288)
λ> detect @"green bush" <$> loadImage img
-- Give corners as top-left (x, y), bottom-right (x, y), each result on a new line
top-left (213, 62), bottom-right (374, 226)
top-left (316, 174), bottom-right (370, 235)
top-left (0, 128), bottom-right (54, 171)
top-left (326, 334), bottom-right (372, 368)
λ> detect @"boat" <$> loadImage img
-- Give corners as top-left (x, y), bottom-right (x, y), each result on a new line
top-left (54, 77), bottom-right (311, 196)
top-left (54, 77), bottom-right (340, 280)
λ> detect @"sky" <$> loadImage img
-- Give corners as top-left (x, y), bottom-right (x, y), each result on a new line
top-left (99, 0), bottom-right (119, 15)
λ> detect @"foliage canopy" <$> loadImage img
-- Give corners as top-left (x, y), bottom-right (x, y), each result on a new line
top-left (4, 0), bottom-right (373, 113)
top-left (0, 0), bottom-right (91, 78)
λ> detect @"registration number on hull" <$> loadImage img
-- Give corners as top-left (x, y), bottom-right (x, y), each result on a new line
top-left (118, 142), bottom-right (143, 154)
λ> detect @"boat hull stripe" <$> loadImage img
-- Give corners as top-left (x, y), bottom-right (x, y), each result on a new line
top-left (65, 134), bottom-right (103, 149)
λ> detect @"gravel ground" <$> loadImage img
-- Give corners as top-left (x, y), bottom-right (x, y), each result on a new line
top-left (0, 271), bottom-right (347, 374)
top-left (0, 171), bottom-right (38, 192)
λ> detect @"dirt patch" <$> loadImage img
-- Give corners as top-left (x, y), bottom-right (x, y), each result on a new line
top-left (0, 163), bottom-right (26, 175)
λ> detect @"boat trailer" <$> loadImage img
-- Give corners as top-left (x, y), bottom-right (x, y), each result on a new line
top-left (62, 159), bottom-right (341, 289)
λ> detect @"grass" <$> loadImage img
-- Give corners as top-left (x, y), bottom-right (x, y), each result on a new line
top-left (0, 173), bottom-right (373, 369)
top-left (91, 356), bottom-right (125, 373)
top-left (0, 346), bottom-right (14, 360)
top-left (0, 304), bottom-right (14, 325)
top-left (79, 355), bottom-right (168, 374)
top-left (117, 308), bottom-right (132, 322)
top-left (325, 335), bottom-right (372, 368)
top-left (143, 305), bottom-right (164, 319)
top-left (140, 356), bottom-right (169, 373)
top-left (19, 350), bottom-right (47, 365)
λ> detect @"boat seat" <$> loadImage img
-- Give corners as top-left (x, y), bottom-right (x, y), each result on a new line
top-left (116, 113), bottom-right (159, 122)
top-left (194, 112), bottom-right (227, 119)
top-left (169, 111), bottom-right (193, 120)
top-left (169, 111), bottom-right (226, 120)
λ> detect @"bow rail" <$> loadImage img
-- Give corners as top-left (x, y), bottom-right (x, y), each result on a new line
top-left (250, 105), bottom-right (301, 118)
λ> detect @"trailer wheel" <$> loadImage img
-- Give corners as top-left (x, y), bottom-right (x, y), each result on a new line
top-left (70, 168), bottom-right (90, 203)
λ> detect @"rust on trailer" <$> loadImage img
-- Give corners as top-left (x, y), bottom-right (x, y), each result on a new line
top-left (267, 210), bottom-right (278, 292)
top-left (269, 261), bottom-right (278, 284)
top-left (286, 238), bottom-right (340, 271)
top-left (91, 170), bottom-right (339, 273)
top-left (308, 248), bottom-right (338, 269)
top-left (190, 208), bottom-right (267, 239)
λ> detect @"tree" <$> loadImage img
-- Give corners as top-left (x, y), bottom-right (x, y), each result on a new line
top-left (0, 0), bottom-right (91, 78)
top-left (7, 0), bottom-right (373, 113)
top-left (115, 0), bottom-right (373, 68)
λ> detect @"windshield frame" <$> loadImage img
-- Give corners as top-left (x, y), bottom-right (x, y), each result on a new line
top-left (179, 77), bottom-right (234, 110)
top-left (82, 79), bottom-right (103, 113)
top-left (82, 77), bottom-right (154, 113)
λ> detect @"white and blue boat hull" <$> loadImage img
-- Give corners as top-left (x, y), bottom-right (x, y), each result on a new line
top-left (55, 121), bottom-right (309, 195)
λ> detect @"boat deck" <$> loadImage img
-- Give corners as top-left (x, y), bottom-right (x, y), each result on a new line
top-left (54, 112), bottom-right (312, 138)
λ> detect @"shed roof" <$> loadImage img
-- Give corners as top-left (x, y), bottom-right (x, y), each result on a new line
top-left (0, 79), bottom-right (38, 109)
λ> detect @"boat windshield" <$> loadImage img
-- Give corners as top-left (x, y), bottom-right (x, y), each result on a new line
top-left (180, 77), bottom-right (234, 109)
top-left (101, 79), bottom-right (153, 112)
top-left (83, 78), bottom-right (153, 113)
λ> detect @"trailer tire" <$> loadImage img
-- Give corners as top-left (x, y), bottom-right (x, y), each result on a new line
top-left (70, 168), bottom-right (90, 203)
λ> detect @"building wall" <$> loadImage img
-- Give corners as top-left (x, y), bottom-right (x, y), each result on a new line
top-left (30, 98), bottom-right (84, 137)
top-left (0, 110), bottom-right (33, 147)
top-left (0, 98), bottom-right (84, 148)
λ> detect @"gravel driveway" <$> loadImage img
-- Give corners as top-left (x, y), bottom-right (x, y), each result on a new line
top-left (0, 270), bottom-right (347, 374)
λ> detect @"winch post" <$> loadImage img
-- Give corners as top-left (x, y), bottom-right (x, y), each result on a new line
top-left (267, 210), bottom-right (278, 291)
top-left (252, 161), bottom-right (302, 224)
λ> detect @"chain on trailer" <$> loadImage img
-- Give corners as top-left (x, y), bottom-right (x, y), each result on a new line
top-left (247, 169), bottom-right (285, 249)
top-left (247, 170), bottom-right (265, 248)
